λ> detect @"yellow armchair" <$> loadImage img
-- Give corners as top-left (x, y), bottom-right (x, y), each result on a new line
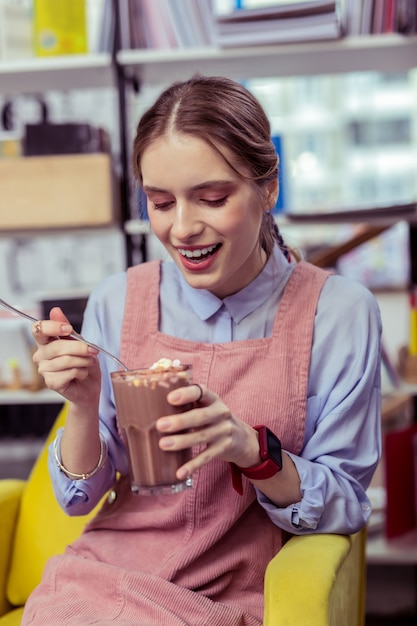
top-left (0, 404), bottom-right (366, 625)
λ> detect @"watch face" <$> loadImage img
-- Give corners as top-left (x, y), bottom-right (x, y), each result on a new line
top-left (265, 428), bottom-right (282, 469)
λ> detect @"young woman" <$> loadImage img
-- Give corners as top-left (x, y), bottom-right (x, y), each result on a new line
top-left (23, 76), bottom-right (381, 625)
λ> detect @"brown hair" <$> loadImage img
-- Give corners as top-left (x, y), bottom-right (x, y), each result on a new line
top-left (132, 75), bottom-right (289, 259)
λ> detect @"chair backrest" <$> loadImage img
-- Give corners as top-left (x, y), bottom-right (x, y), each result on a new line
top-left (6, 404), bottom-right (103, 607)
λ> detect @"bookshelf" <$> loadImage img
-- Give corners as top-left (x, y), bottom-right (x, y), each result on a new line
top-left (0, 19), bottom-right (118, 406)
top-left (280, 204), bottom-right (417, 269)
top-left (367, 529), bottom-right (417, 565)
top-left (1, 29), bottom-right (417, 398)
top-left (118, 35), bottom-right (417, 268)
top-left (3, 35), bottom-right (415, 96)
top-left (0, 53), bottom-right (115, 95)
top-left (117, 35), bottom-right (417, 84)
top-left (1, 16), bottom-right (417, 585)
top-left (0, 388), bottom-right (63, 406)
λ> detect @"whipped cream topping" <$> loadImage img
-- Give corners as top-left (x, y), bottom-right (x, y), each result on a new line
top-left (150, 358), bottom-right (182, 371)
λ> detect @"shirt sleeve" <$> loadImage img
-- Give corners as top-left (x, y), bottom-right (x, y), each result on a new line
top-left (48, 273), bottom-right (129, 516)
top-left (256, 275), bottom-right (382, 534)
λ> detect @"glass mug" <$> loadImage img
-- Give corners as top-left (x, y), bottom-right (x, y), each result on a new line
top-left (111, 364), bottom-right (193, 495)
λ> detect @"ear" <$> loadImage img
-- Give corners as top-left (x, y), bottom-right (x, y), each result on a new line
top-left (265, 179), bottom-right (279, 211)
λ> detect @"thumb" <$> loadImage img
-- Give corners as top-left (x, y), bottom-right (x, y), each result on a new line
top-left (49, 306), bottom-right (71, 326)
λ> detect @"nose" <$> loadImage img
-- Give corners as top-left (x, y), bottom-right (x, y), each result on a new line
top-left (171, 200), bottom-right (202, 241)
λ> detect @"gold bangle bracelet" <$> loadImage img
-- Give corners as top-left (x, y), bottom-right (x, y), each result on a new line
top-left (53, 435), bottom-right (108, 480)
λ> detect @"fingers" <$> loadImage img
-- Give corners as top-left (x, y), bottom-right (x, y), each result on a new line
top-left (160, 418), bottom-right (233, 481)
top-left (167, 382), bottom-right (208, 408)
top-left (193, 383), bottom-right (204, 403)
top-left (176, 437), bottom-right (229, 481)
top-left (33, 320), bottom-right (43, 337)
top-left (49, 306), bottom-right (71, 325)
top-left (32, 316), bottom-right (73, 346)
top-left (32, 326), bottom-right (98, 379)
top-left (157, 388), bottom-right (234, 475)
top-left (35, 349), bottom-right (98, 372)
top-left (30, 308), bottom-right (101, 404)
top-left (31, 307), bottom-right (92, 363)
top-left (32, 307), bottom-right (73, 344)
top-left (39, 365), bottom-right (92, 394)
top-left (158, 384), bottom-right (259, 479)
top-left (158, 389), bottom-right (229, 434)
top-left (32, 338), bottom-right (100, 401)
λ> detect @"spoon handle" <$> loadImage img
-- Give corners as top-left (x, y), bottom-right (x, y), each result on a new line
top-left (69, 330), bottom-right (128, 371)
top-left (0, 298), bottom-right (128, 371)
top-left (0, 299), bottom-right (39, 324)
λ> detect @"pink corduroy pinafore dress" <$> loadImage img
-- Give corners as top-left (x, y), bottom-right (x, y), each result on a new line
top-left (23, 260), bottom-right (329, 626)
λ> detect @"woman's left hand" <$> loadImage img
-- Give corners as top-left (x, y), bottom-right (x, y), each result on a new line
top-left (156, 383), bottom-right (261, 481)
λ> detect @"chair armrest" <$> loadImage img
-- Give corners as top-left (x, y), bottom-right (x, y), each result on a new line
top-left (0, 480), bottom-right (26, 617)
top-left (263, 530), bottom-right (366, 626)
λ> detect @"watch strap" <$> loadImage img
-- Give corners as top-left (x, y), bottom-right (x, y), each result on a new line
top-left (230, 459), bottom-right (281, 495)
top-left (230, 425), bottom-right (282, 495)
top-left (230, 462), bottom-right (244, 496)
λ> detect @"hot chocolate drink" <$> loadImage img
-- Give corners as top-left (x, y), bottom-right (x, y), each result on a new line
top-left (111, 360), bottom-right (193, 495)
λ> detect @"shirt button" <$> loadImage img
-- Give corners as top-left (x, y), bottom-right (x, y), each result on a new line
top-left (107, 489), bottom-right (117, 504)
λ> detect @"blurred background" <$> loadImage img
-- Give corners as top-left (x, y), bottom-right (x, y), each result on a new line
top-left (0, 2), bottom-right (417, 622)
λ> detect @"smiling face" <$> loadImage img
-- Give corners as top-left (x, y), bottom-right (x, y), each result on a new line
top-left (142, 132), bottom-right (276, 299)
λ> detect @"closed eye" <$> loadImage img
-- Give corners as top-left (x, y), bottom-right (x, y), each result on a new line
top-left (151, 200), bottom-right (174, 210)
top-left (204, 195), bottom-right (228, 207)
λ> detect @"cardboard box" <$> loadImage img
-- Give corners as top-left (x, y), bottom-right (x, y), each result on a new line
top-left (0, 153), bottom-right (118, 229)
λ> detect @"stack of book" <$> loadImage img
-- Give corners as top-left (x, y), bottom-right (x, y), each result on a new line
top-left (107, 0), bottom-right (417, 52)
top-left (118, 0), bottom-right (216, 50)
top-left (0, 0), bottom-right (32, 60)
top-left (213, 1), bottom-right (346, 48)
top-left (347, 0), bottom-right (417, 36)
top-left (32, 0), bottom-right (88, 56)
top-left (0, 0), bottom-right (90, 60)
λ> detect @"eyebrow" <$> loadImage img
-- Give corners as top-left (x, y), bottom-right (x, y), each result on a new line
top-left (143, 180), bottom-right (233, 194)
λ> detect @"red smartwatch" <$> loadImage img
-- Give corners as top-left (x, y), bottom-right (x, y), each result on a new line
top-left (230, 425), bottom-right (282, 495)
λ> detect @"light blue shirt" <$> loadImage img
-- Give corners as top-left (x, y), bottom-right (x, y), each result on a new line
top-left (49, 247), bottom-right (382, 535)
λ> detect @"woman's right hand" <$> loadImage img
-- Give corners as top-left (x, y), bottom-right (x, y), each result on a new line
top-left (32, 306), bottom-right (101, 409)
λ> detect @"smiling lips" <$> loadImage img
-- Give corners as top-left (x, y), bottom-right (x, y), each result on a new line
top-left (176, 243), bottom-right (221, 271)
top-left (178, 244), bottom-right (220, 260)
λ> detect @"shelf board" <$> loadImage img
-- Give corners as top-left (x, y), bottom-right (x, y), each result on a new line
top-left (279, 202), bottom-right (417, 226)
top-left (367, 529), bottom-right (417, 565)
top-left (0, 388), bottom-right (63, 405)
top-left (0, 53), bottom-right (115, 95)
top-left (118, 35), bottom-right (417, 85)
top-left (2, 36), bottom-right (415, 95)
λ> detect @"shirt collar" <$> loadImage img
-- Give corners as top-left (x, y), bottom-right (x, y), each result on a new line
top-left (177, 246), bottom-right (293, 323)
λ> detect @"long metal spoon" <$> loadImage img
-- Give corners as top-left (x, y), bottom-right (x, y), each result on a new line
top-left (0, 297), bottom-right (128, 371)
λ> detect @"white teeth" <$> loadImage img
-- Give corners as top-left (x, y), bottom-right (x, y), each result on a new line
top-left (178, 245), bottom-right (217, 259)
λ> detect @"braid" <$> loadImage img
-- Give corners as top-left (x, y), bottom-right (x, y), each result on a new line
top-left (273, 220), bottom-right (291, 262)
top-left (261, 211), bottom-right (291, 262)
